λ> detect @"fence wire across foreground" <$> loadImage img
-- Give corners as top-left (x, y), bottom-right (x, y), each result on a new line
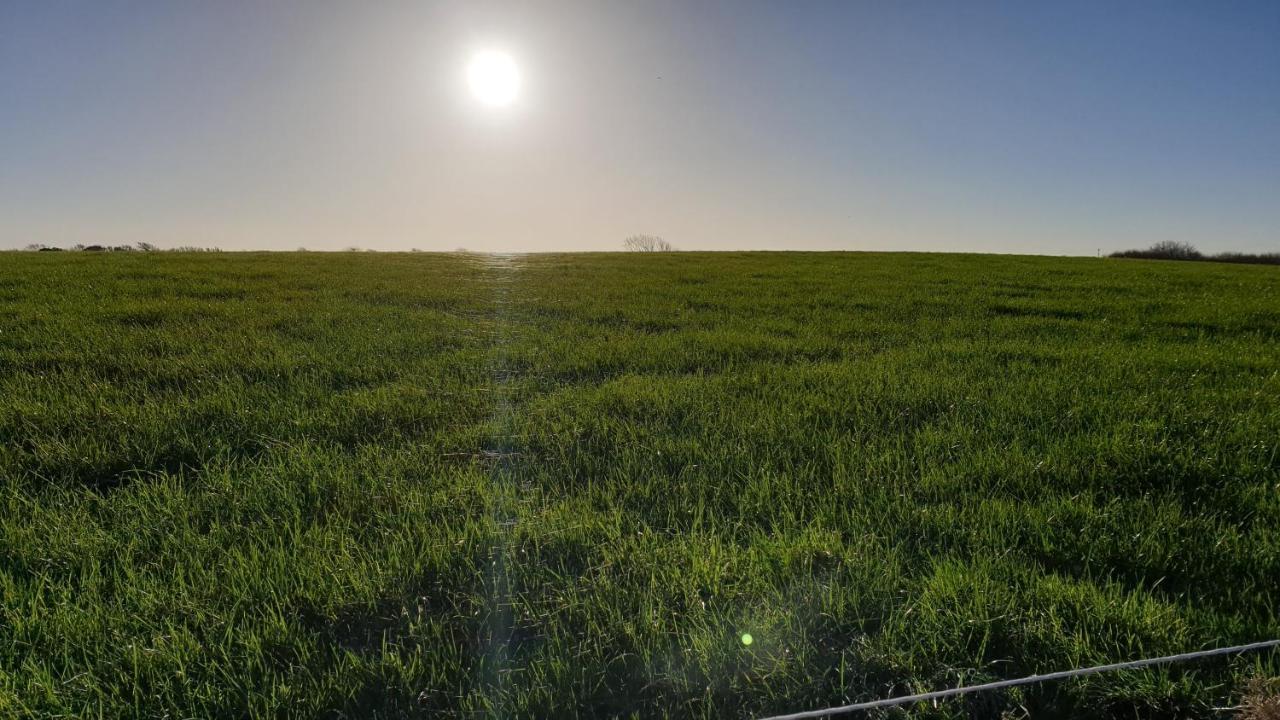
top-left (758, 639), bottom-right (1280, 720)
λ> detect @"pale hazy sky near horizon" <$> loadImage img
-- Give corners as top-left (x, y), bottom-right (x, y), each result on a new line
top-left (2, 1), bottom-right (1278, 254)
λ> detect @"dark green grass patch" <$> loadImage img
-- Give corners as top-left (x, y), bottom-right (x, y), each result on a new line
top-left (1, 251), bottom-right (1277, 718)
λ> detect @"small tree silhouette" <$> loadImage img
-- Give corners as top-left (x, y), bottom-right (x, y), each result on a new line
top-left (623, 235), bottom-right (674, 252)
top-left (1147, 241), bottom-right (1202, 260)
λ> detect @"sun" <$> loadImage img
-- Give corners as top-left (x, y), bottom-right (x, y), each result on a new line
top-left (467, 50), bottom-right (520, 107)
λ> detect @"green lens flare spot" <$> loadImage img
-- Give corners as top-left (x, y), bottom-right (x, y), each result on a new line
top-left (741, 633), bottom-right (754, 646)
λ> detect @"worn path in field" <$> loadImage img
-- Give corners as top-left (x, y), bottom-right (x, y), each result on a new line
top-left (474, 252), bottom-right (529, 715)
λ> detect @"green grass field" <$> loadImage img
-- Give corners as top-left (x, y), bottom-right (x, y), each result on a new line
top-left (2, 251), bottom-right (1278, 718)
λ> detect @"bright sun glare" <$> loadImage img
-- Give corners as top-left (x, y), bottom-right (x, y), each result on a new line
top-left (467, 50), bottom-right (520, 107)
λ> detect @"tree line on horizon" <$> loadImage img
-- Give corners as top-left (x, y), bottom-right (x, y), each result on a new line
top-left (16, 242), bottom-right (221, 253)
top-left (1110, 241), bottom-right (1278, 265)
top-left (9, 238), bottom-right (1273, 262)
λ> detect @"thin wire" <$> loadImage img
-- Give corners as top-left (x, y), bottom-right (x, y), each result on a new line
top-left (758, 639), bottom-right (1280, 720)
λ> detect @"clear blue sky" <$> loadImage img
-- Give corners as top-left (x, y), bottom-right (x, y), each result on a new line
top-left (2, 0), bottom-right (1277, 253)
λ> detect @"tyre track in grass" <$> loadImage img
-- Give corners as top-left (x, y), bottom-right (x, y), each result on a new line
top-left (474, 252), bottom-right (529, 715)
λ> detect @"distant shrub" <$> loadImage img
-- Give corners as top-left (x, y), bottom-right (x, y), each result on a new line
top-left (624, 234), bottom-right (676, 252)
top-left (37, 246), bottom-right (63, 252)
top-left (135, 242), bottom-right (159, 252)
top-left (1112, 241), bottom-right (1203, 261)
top-left (1112, 242), bottom-right (1278, 265)
top-left (82, 245), bottom-right (106, 252)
